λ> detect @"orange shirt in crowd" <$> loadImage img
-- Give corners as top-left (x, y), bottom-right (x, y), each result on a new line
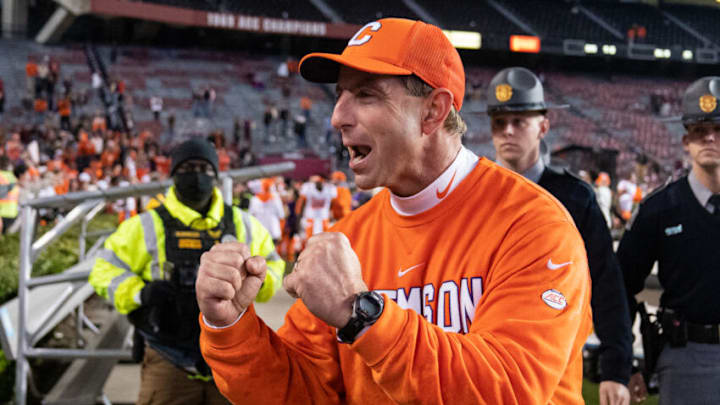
top-left (27, 166), bottom-right (40, 181)
top-left (26, 62), bottom-right (38, 77)
top-left (78, 133), bottom-right (96, 156)
top-left (218, 148), bottom-right (231, 172)
top-left (58, 98), bottom-right (71, 117)
top-left (331, 186), bottom-right (352, 220)
top-left (92, 116), bottom-right (107, 133)
top-left (100, 149), bottom-right (118, 169)
top-left (153, 155), bottom-right (170, 176)
top-left (6, 138), bottom-right (23, 162)
top-left (633, 187), bottom-right (643, 203)
top-left (201, 159), bottom-right (592, 404)
top-left (90, 160), bottom-right (103, 179)
top-left (34, 99), bottom-right (47, 113)
top-left (47, 160), bottom-right (71, 195)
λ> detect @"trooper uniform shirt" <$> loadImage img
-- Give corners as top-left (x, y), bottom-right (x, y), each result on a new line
top-left (618, 173), bottom-right (720, 325)
top-left (522, 159), bottom-right (633, 384)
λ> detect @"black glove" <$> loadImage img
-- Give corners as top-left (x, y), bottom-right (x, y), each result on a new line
top-left (140, 280), bottom-right (175, 307)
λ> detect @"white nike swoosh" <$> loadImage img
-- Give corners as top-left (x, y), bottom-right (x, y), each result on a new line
top-left (547, 259), bottom-right (572, 270)
top-left (398, 263), bottom-right (425, 277)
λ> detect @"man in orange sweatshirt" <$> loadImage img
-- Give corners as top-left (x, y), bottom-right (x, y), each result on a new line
top-left (196, 18), bottom-right (592, 404)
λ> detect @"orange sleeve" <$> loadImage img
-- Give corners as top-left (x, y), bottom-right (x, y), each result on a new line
top-left (331, 188), bottom-right (352, 220)
top-left (200, 304), bottom-right (344, 405)
top-left (349, 220), bottom-right (590, 404)
top-left (200, 219), bottom-right (590, 404)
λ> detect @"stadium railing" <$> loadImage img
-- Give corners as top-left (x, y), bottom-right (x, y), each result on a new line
top-left (6, 161), bottom-right (295, 405)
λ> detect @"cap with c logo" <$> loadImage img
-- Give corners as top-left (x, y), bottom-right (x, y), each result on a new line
top-left (299, 18), bottom-right (466, 111)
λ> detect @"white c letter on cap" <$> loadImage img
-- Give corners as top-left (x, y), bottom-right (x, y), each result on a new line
top-left (348, 21), bottom-right (382, 47)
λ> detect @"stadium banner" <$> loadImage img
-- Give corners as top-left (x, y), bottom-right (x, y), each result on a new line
top-left (90, 0), bottom-right (360, 39)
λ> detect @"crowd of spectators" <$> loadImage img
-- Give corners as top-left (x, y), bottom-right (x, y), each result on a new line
top-left (0, 51), bottom-right (681, 238)
top-left (0, 52), bottom-right (282, 227)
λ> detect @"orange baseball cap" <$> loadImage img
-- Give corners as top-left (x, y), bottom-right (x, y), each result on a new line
top-left (299, 18), bottom-right (465, 111)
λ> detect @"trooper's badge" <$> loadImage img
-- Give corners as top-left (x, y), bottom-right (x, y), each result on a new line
top-left (699, 94), bottom-right (717, 113)
top-left (495, 84), bottom-right (513, 102)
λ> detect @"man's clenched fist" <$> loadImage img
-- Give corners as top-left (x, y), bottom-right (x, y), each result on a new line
top-left (196, 242), bottom-right (267, 327)
top-left (283, 232), bottom-right (367, 328)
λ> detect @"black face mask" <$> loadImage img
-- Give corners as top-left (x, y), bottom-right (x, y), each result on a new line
top-left (174, 172), bottom-right (215, 205)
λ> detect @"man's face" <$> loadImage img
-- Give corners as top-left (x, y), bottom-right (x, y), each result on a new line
top-left (173, 159), bottom-right (216, 206)
top-left (174, 159), bottom-right (216, 178)
top-left (331, 67), bottom-right (426, 193)
top-left (490, 111), bottom-right (548, 168)
top-left (683, 121), bottom-right (720, 169)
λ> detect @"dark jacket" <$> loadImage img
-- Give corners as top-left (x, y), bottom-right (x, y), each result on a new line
top-left (539, 166), bottom-right (633, 384)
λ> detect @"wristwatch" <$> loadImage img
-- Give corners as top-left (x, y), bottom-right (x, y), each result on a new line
top-left (337, 291), bottom-right (384, 344)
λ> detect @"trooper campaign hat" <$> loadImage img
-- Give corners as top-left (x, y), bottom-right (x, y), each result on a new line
top-left (680, 76), bottom-right (720, 127)
top-left (481, 67), bottom-right (568, 115)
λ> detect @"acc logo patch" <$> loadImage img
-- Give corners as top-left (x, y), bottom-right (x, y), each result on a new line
top-left (542, 289), bottom-right (567, 310)
top-left (699, 94), bottom-right (717, 113)
top-left (495, 84), bottom-right (513, 102)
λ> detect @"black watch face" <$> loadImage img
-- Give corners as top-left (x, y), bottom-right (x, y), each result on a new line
top-left (358, 295), bottom-right (381, 318)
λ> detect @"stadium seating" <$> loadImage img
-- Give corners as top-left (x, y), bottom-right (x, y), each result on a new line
top-left (499, 0), bottom-right (617, 43)
top-left (330, 0), bottom-right (420, 24)
top-left (1, 41), bottom-right (691, 177)
top-left (130, 0), bottom-right (720, 50)
top-left (583, 2), bottom-right (702, 47)
top-left (0, 41), bottom-right (337, 158)
top-left (416, 0), bottom-right (527, 48)
top-left (138, 0), bottom-right (329, 21)
top-left (663, 4), bottom-right (720, 48)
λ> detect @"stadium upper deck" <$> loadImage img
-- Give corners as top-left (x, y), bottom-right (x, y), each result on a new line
top-left (128, 0), bottom-right (719, 50)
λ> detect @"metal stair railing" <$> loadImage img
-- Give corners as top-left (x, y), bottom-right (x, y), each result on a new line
top-left (11, 161), bottom-right (294, 405)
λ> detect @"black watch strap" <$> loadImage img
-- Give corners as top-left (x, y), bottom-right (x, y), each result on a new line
top-left (337, 291), bottom-right (384, 344)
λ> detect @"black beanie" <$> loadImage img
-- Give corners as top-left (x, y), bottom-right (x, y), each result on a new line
top-left (170, 137), bottom-right (219, 177)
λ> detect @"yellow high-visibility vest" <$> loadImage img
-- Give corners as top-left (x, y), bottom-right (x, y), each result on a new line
top-left (0, 171), bottom-right (19, 219)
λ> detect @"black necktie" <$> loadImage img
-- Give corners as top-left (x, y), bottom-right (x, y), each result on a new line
top-left (709, 194), bottom-right (720, 217)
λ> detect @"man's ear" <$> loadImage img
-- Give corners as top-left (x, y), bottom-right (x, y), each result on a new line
top-left (681, 133), bottom-right (690, 153)
top-left (421, 88), bottom-right (453, 135)
top-left (538, 116), bottom-right (550, 139)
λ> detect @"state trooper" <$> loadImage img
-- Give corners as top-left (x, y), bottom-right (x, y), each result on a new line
top-left (89, 137), bottom-right (285, 405)
top-left (483, 67), bottom-right (633, 405)
top-left (618, 76), bottom-right (720, 404)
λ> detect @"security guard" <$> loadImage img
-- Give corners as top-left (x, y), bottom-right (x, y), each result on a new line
top-left (89, 137), bottom-right (285, 405)
top-left (618, 76), bottom-right (720, 404)
top-left (0, 156), bottom-right (19, 234)
top-left (484, 67), bottom-right (633, 405)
